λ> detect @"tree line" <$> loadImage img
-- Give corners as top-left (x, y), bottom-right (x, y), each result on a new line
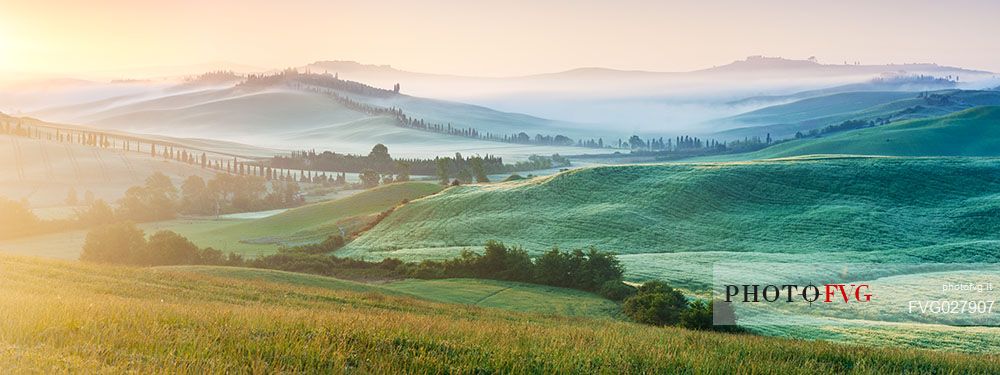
top-left (0, 114), bottom-right (342, 186)
top-left (78, 225), bottom-right (737, 331)
top-left (80, 223), bottom-right (246, 266)
top-left (572, 133), bottom-right (775, 161)
top-left (270, 144), bottom-right (570, 183)
top-left (105, 172), bottom-right (306, 222)
top-left (794, 119), bottom-right (886, 139)
top-left (618, 134), bottom-right (773, 154)
top-left (79, 224), bottom-right (625, 297)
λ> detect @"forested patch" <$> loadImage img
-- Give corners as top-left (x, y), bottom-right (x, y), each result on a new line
top-left (270, 144), bottom-right (569, 179)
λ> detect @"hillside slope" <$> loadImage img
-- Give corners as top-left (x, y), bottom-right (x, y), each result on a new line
top-left (168, 182), bottom-right (444, 256)
top-left (737, 106), bottom-right (1000, 159)
top-left (341, 157), bottom-right (1000, 259)
top-left (725, 77), bottom-right (959, 107)
top-left (28, 77), bottom-right (599, 159)
top-left (714, 90), bottom-right (1000, 140)
top-left (158, 266), bottom-right (619, 317)
top-left (723, 91), bottom-right (915, 126)
top-left (0, 133), bottom-right (217, 207)
top-left (42, 87), bottom-right (481, 156)
top-left (3, 255), bottom-right (998, 373)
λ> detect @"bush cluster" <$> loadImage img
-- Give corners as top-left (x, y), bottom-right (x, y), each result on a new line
top-left (622, 280), bottom-right (739, 331)
top-left (396, 241), bottom-right (632, 296)
top-left (249, 238), bottom-right (401, 279)
top-left (80, 222), bottom-right (243, 266)
top-left (80, 228), bottom-right (631, 298)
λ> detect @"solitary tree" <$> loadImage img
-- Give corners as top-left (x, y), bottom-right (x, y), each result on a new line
top-left (145, 230), bottom-right (201, 266)
top-left (369, 143), bottom-right (390, 160)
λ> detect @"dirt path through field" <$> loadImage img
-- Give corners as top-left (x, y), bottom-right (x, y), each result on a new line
top-left (474, 287), bottom-right (511, 304)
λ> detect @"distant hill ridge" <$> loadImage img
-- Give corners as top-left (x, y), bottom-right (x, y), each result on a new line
top-left (734, 106), bottom-right (1000, 159)
top-left (714, 89), bottom-right (1000, 140)
top-left (302, 55), bottom-right (991, 78)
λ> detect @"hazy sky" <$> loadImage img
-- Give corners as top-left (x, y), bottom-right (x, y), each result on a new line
top-left (2, 0), bottom-right (999, 78)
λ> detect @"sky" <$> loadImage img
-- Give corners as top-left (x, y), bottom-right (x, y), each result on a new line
top-left (1, 0), bottom-right (999, 78)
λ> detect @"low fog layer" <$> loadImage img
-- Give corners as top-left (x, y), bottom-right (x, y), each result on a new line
top-left (302, 57), bottom-right (998, 134)
top-left (2, 56), bottom-right (996, 155)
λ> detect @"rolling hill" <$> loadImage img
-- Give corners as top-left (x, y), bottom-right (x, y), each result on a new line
top-left (164, 182), bottom-right (444, 256)
top-left (0, 113), bottom-right (291, 211)
top-left (725, 76), bottom-right (959, 107)
top-left (719, 91), bottom-right (916, 126)
top-left (713, 90), bottom-right (1000, 140)
top-left (0, 133), bottom-right (217, 207)
top-left (340, 157), bottom-right (1000, 262)
top-left (729, 106), bottom-right (1000, 159)
top-left (3, 254), bottom-right (998, 373)
top-left (302, 56), bottom-right (990, 92)
top-left (26, 74), bottom-right (601, 160)
top-left (692, 56), bottom-right (989, 78)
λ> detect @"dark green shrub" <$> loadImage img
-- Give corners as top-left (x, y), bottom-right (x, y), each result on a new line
top-left (622, 282), bottom-right (688, 326)
top-left (145, 230), bottom-right (201, 266)
top-left (598, 280), bottom-right (636, 301)
top-left (679, 300), bottom-right (713, 330)
top-left (80, 222), bottom-right (147, 265)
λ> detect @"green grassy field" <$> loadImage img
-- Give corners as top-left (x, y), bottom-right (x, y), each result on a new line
top-left (616, 244), bottom-right (1000, 292)
top-left (8, 153), bottom-right (1000, 358)
top-left (715, 90), bottom-right (1000, 140)
top-left (340, 156), bottom-right (1000, 260)
top-left (0, 218), bottom-right (239, 260)
top-left (383, 278), bottom-right (620, 318)
top-left (725, 91), bottom-right (916, 125)
top-left (333, 156), bottom-right (1000, 352)
top-left (720, 106), bottom-right (1000, 159)
top-left (3, 254), bottom-right (997, 373)
top-left (165, 181), bottom-right (443, 256)
top-left (157, 266), bottom-right (619, 318)
top-left (0, 181), bottom-right (444, 259)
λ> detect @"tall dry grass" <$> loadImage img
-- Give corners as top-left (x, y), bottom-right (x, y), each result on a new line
top-left (1, 255), bottom-right (997, 374)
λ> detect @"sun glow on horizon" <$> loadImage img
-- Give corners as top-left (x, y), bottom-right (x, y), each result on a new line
top-left (0, 21), bottom-right (10, 62)
top-left (0, 1), bottom-right (999, 78)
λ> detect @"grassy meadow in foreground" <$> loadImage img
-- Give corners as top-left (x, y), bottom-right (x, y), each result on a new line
top-left (3, 255), bottom-right (998, 373)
